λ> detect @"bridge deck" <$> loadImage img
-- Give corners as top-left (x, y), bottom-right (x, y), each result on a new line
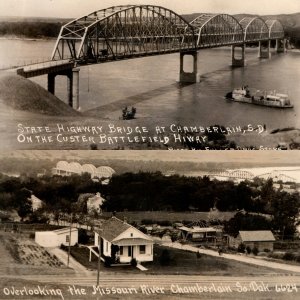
top-left (17, 59), bottom-right (75, 78)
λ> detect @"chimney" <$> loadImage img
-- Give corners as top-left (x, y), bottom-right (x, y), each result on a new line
top-left (123, 217), bottom-right (127, 223)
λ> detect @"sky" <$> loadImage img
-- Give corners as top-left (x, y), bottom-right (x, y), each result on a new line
top-left (0, 0), bottom-right (299, 18)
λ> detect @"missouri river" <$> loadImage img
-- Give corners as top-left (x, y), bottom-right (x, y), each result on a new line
top-left (1, 39), bottom-right (299, 131)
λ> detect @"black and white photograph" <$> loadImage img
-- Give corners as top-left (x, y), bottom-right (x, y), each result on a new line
top-left (0, 0), bottom-right (299, 150)
top-left (0, 1), bottom-right (300, 299)
top-left (0, 150), bottom-right (299, 299)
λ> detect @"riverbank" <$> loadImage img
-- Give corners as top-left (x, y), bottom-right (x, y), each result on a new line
top-left (1, 69), bottom-right (299, 150)
top-left (0, 35), bottom-right (56, 41)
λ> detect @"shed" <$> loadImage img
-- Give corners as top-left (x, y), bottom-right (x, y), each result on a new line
top-left (237, 230), bottom-right (276, 252)
top-left (35, 227), bottom-right (78, 248)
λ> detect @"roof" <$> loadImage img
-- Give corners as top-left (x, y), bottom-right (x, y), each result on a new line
top-left (97, 217), bottom-right (153, 243)
top-left (239, 231), bottom-right (275, 242)
top-left (179, 226), bottom-right (217, 233)
top-left (114, 238), bottom-right (153, 246)
top-left (53, 227), bottom-right (78, 235)
top-left (98, 217), bottom-right (131, 242)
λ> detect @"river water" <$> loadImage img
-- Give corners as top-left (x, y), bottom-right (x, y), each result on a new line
top-left (0, 39), bottom-right (299, 131)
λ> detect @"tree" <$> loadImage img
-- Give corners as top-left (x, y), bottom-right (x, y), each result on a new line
top-left (15, 189), bottom-right (32, 221)
top-left (260, 179), bottom-right (276, 212)
top-left (269, 191), bottom-right (300, 238)
top-left (224, 212), bottom-right (272, 237)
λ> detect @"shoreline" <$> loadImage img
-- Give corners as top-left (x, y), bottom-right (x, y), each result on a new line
top-left (0, 35), bottom-right (56, 41)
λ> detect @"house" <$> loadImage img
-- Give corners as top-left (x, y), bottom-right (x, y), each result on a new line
top-left (236, 230), bottom-right (276, 252)
top-left (87, 192), bottom-right (105, 213)
top-left (179, 226), bottom-right (222, 242)
top-left (29, 195), bottom-right (43, 211)
top-left (94, 217), bottom-right (154, 264)
top-left (76, 192), bottom-right (105, 214)
top-left (35, 227), bottom-right (78, 248)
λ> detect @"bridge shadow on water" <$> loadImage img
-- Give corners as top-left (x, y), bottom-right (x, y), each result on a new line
top-left (82, 82), bottom-right (194, 118)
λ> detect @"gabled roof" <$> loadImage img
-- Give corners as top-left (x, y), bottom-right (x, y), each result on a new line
top-left (99, 217), bottom-right (131, 242)
top-left (98, 216), bottom-right (153, 243)
top-left (239, 230), bottom-right (275, 242)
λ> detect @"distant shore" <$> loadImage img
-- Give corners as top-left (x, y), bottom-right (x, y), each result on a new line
top-left (0, 35), bottom-right (56, 41)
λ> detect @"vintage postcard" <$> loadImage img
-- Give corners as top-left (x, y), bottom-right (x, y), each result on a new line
top-left (0, 0), bottom-right (299, 150)
top-left (0, 0), bottom-right (299, 299)
top-left (0, 150), bottom-right (299, 300)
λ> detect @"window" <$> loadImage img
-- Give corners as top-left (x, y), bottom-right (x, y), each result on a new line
top-left (66, 235), bottom-right (70, 243)
top-left (139, 245), bottom-right (146, 254)
top-left (106, 242), bottom-right (108, 252)
top-left (130, 233), bottom-right (133, 237)
top-left (119, 246), bottom-right (123, 255)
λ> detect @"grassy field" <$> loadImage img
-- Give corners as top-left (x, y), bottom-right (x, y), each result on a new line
top-left (68, 244), bottom-right (291, 276)
top-left (102, 211), bottom-right (236, 224)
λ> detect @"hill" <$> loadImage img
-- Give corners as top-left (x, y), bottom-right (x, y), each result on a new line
top-left (0, 72), bottom-right (80, 116)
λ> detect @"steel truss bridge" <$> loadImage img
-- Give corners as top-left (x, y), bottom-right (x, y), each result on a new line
top-left (17, 5), bottom-right (286, 109)
top-left (51, 5), bottom-right (285, 63)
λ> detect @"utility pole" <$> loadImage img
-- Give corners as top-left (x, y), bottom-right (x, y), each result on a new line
top-left (97, 229), bottom-right (103, 286)
top-left (67, 213), bottom-right (73, 267)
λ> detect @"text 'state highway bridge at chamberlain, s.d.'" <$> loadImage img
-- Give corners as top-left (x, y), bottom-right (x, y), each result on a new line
top-left (16, 5), bottom-right (286, 109)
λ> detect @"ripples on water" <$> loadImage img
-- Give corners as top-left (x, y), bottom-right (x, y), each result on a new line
top-left (1, 39), bottom-right (299, 130)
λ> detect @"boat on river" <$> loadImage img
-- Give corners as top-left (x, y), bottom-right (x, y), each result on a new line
top-left (225, 86), bottom-right (293, 108)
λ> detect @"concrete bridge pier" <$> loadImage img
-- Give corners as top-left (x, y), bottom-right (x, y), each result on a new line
top-left (47, 73), bottom-right (56, 94)
top-left (66, 72), bottom-right (73, 107)
top-left (276, 38), bottom-right (286, 53)
top-left (179, 50), bottom-right (200, 83)
top-left (72, 68), bottom-right (80, 110)
top-left (231, 44), bottom-right (245, 67)
top-left (258, 40), bottom-right (271, 59)
top-left (47, 67), bottom-right (80, 110)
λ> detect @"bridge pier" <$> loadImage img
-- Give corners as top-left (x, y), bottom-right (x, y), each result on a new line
top-left (67, 72), bottom-right (73, 107)
top-left (258, 40), bottom-right (271, 59)
top-left (72, 68), bottom-right (80, 110)
top-left (231, 44), bottom-right (245, 67)
top-left (47, 67), bottom-right (80, 110)
top-left (179, 51), bottom-right (200, 83)
top-left (276, 38), bottom-right (286, 53)
top-left (47, 73), bottom-right (56, 94)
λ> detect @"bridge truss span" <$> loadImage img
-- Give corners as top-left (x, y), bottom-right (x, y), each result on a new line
top-left (238, 16), bottom-right (270, 42)
top-left (265, 19), bottom-right (285, 39)
top-left (36, 6), bottom-right (287, 108)
top-left (51, 5), bottom-right (286, 64)
top-left (51, 5), bottom-right (196, 62)
top-left (189, 14), bottom-right (244, 48)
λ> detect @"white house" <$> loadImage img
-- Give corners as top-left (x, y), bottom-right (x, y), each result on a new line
top-left (35, 227), bottom-right (78, 248)
top-left (94, 217), bottom-right (154, 264)
top-left (29, 195), bottom-right (44, 211)
top-left (87, 192), bottom-right (105, 213)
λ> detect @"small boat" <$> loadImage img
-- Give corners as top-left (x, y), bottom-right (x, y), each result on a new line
top-left (225, 86), bottom-right (293, 108)
top-left (121, 106), bottom-right (136, 120)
